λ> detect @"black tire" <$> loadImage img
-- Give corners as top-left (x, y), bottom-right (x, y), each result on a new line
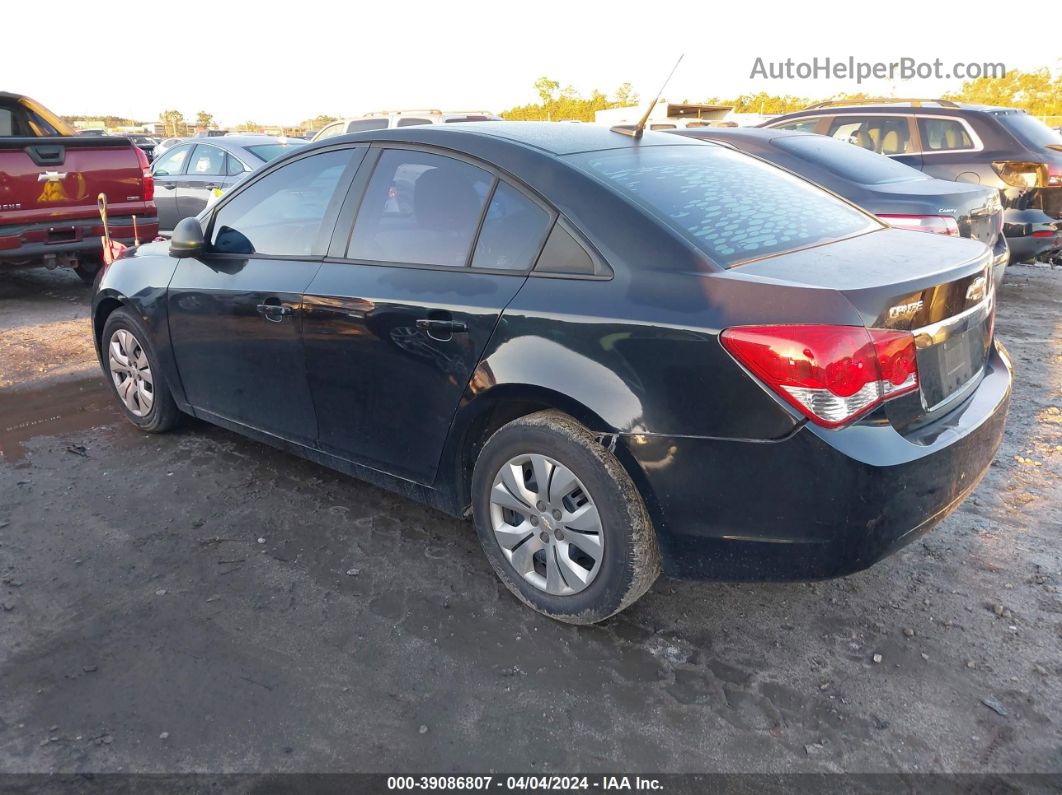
top-left (100, 307), bottom-right (180, 433)
top-left (73, 255), bottom-right (103, 285)
top-left (471, 410), bottom-right (660, 624)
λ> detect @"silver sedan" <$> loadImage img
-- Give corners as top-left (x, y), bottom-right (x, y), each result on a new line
top-left (150, 136), bottom-right (307, 232)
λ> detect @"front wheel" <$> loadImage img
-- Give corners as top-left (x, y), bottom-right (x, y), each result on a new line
top-left (472, 411), bottom-right (660, 624)
top-left (101, 308), bottom-right (180, 433)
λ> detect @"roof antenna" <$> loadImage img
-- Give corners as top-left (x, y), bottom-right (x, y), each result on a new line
top-left (611, 54), bottom-right (685, 138)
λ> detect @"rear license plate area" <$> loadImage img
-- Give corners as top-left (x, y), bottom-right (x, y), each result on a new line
top-left (917, 323), bottom-right (988, 410)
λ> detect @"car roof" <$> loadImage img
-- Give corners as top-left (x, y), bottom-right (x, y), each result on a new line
top-left (326, 121), bottom-right (701, 156)
top-left (769, 103), bottom-right (1023, 121)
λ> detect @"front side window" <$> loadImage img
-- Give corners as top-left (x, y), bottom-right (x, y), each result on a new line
top-left (210, 149), bottom-right (350, 257)
top-left (772, 119), bottom-right (819, 133)
top-left (152, 145), bottom-right (191, 176)
top-left (569, 145), bottom-right (878, 268)
top-left (828, 116), bottom-right (911, 154)
top-left (0, 107), bottom-right (14, 136)
top-left (918, 118), bottom-right (975, 151)
top-left (347, 149), bottom-right (491, 267)
top-left (471, 182), bottom-right (552, 270)
top-left (188, 145), bottom-right (226, 176)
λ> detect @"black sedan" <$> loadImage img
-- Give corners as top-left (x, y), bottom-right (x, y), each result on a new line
top-left (675, 126), bottom-right (1009, 285)
top-left (150, 135), bottom-right (307, 232)
top-left (91, 123), bottom-right (1011, 623)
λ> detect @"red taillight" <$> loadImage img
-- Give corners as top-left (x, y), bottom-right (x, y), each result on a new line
top-left (720, 325), bottom-right (919, 429)
top-left (879, 214), bottom-right (960, 237)
top-left (134, 146), bottom-right (154, 202)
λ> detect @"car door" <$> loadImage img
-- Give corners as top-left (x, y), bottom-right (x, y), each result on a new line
top-left (176, 143), bottom-right (227, 219)
top-left (301, 146), bottom-right (555, 483)
top-left (150, 143), bottom-right (192, 231)
top-left (167, 146), bottom-right (362, 445)
top-left (913, 116), bottom-right (981, 182)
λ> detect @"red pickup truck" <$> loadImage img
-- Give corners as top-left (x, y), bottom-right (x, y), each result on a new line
top-left (0, 92), bottom-right (158, 282)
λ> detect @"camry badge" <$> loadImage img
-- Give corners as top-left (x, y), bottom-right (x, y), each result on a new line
top-left (966, 276), bottom-right (987, 302)
top-left (888, 299), bottom-right (924, 320)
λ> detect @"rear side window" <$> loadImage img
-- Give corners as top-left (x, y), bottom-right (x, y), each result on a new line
top-left (0, 107), bottom-right (14, 136)
top-left (569, 145), bottom-right (878, 268)
top-left (828, 116), bottom-right (912, 154)
top-left (396, 117), bottom-right (432, 127)
top-left (534, 223), bottom-right (596, 275)
top-left (188, 145), bottom-right (226, 176)
top-left (347, 149), bottom-right (491, 267)
top-left (773, 135), bottom-right (928, 185)
top-left (996, 113), bottom-right (1062, 149)
top-left (471, 182), bottom-right (552, 270)
top-left (210, 149), bottom-right (350, 257)
top-left (346, 119), bottom-right (389, 133)
top-left (226, 155), bottom-right (246, 176)
top-left (918, 118), bottom-right (975, 151)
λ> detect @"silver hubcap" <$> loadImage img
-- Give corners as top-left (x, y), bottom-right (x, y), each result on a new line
top-left (108, 328), bottom-right (154, 418)
top-left (489, 453), bottom-right (603, 596)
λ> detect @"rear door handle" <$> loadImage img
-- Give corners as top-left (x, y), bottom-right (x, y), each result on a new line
top-left (257, 302), bottom-right (294, 322)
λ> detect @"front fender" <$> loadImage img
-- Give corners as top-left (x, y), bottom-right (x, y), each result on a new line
top-left (92, 242), bottom-right (187, 409)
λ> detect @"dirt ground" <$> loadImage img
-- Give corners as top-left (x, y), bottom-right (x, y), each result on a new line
top-left (0, 263), bottom-right (1059, 775)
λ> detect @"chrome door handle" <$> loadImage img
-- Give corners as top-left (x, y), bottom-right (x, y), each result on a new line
top-left (257, 303), bottom-right (294, 322)
top-left (416, 319), bottom-right (467, 333)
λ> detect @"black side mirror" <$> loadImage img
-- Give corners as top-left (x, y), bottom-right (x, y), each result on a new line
top-left (170, 217), bottom-right (205, 258)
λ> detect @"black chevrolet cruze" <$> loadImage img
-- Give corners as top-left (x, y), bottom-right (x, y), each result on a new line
top-left (92, 122), bottom-right (1012, 623)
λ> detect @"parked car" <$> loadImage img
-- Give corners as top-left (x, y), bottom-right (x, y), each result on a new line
top-left (761, 100), bottom-right (1062, 262)
top-left (92, 123), bottom-right (1011, 623)
top-left (0, 91), bottom-right (157, 282)
top-left (78, 129), bottom-right (108, 136)
top-left (312, 110), bottom-right (501, 141)
top-left (128, 134), bottom-right (158, 162)
top-left (674, 126), bottom-right (1008, 286)
top-left (154, 137), bottom-right (184, 159)
top-left (151, 135), bottom-right (307, 232)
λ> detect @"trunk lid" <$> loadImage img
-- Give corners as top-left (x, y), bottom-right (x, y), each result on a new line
top-left (0, 136), bottom-right (150, 224)
top-left (872, 179), bottom-right (1002, 248)
top-left (735, 228), bottom-right (995, 428)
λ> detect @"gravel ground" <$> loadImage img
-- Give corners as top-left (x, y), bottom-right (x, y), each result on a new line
top-left (0, 264), bottom-right (1059, 775)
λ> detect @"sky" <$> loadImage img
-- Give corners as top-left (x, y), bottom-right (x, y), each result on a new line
top-left (7, 0), bottom-right (1055, 126)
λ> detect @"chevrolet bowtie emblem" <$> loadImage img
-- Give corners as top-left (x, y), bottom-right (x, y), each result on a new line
top-left (966, 276), bottom-right (987, 302)
top-left (37, 171), bottom-right (67, 182)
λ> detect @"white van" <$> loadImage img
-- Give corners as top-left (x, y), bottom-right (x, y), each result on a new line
top-left (312, 110), bottom-right (500, 141)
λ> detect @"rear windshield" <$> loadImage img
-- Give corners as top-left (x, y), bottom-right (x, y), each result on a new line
top-left (569, 144), bottom-right (878, 267)
top-left (772, 134), bottom-right (928, 185)
top-left (246, 142), bottom-right (308, 162)
top-left (997, 113), bottom-right (1062, 150)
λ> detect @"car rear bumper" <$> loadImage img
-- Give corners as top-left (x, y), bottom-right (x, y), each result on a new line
top-left (1003, 207), bottom-right (1060, 262)
top-left (622, 340), bottom-right (1012, 581)
top-left (0, 215), bottom-right (159, 262)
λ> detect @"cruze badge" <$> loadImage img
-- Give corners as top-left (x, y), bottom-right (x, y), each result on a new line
top-left (966, 276), bottom-right (987, 302)
top-left (889, 299), bottom-right (924, 320)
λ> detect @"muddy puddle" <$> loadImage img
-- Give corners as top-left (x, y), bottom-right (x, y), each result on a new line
top-left (0, 376), bottom-right (119, 462)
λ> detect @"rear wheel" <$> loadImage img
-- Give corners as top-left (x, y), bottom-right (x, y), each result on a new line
top-left (101, 308), bottom-right (180, 433)
top-left (472, 411), bottom-right (660, 624)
